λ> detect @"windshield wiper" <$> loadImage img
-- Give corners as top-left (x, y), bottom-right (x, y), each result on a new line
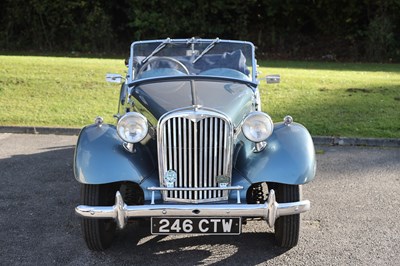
top-left (141, 38), bottom-right (171, 64)
top-left (192, 37), bottom-right (219, 64)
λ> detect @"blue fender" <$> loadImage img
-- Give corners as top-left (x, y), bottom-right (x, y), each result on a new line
top-left (235, 122), bottom-right (316, 185)
top-left (74, 124), bottom-right (155, 184)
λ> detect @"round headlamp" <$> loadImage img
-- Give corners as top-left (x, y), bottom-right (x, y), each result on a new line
top-left (242, 112), bottom-right (273, 142)
top-left (117, 112), bottom-right (148, 143)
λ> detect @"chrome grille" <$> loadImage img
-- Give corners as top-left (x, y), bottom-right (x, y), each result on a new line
top-left (158, 110), bottom-right (233, 203)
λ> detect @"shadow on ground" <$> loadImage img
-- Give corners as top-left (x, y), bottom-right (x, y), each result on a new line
top-left (0, 146), bottom-right (289, 265)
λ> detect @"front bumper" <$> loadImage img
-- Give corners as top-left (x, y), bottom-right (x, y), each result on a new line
top-left (75, 189), bottom-right (310, 229)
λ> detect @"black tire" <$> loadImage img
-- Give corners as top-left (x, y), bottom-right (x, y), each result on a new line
top-left (272, 184), bottom-right (301, 248)
top-left (81, 183), bottom-right (118, 251)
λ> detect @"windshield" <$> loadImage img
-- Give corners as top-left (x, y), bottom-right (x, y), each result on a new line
top-left (128, 38), bottom-right (256, 83)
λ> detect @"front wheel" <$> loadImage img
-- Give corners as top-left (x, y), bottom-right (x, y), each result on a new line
top-left (272, 184), bottom-right (301, 248)
top-left (80, 183), bottom-right (119, 251)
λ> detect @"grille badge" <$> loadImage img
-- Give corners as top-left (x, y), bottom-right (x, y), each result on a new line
top-left (216, 175), bottom-right (230, 188)
top-left (164, 170), bottom-right (177, 188)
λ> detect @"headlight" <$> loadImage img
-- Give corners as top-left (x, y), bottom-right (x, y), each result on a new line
top-left (242, 112), bottom-right (273, 142)
top-left (117, 112), bottom-right (148, 143)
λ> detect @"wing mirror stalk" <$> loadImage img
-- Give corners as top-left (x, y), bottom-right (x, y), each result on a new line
top-left (106, 73), bottom-right (124, 83)
top-left (266, 75), bottom-right (280, 84)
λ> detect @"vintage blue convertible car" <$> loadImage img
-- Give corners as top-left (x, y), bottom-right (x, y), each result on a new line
top-left (74, 38), bottom-right (316, 250)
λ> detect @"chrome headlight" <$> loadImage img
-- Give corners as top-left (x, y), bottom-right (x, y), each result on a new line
top-left (117, 112), bottom-right (148, 143)
top-left (242, 112), bottom-right (274, 142)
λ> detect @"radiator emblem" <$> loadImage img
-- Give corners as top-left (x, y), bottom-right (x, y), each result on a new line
top-left (164, 170), bottom-right (177, 188)
top-left (216, 175), bottom-right (229, 188)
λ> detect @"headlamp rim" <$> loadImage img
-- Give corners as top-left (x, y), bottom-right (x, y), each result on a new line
top-left (242, 111), bottom-right (274, 142)
top-left (116, 112), bottom-right (148, 143)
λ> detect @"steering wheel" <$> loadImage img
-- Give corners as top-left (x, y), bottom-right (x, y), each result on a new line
top-left (137, 57), bottom-right (190, 76)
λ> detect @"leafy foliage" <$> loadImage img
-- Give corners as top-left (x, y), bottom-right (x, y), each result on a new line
top-left (0, 0), bottom-right (399, 61)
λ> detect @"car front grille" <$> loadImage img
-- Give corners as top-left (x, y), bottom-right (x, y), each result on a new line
top-left (158, 109), bottom-right (233, 203)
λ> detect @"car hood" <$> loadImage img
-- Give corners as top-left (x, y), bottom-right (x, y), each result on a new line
top-left (131, 79), bottom-right (255, 126)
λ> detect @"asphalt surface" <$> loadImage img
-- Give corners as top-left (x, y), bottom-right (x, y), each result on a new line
top-left (0, 133), bottom-right (399, 265)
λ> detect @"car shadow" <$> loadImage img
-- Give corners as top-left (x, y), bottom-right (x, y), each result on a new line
top-left (0, 143), bottom-right (290, 265)
top-left (107, 221), bottom-right (289, 265)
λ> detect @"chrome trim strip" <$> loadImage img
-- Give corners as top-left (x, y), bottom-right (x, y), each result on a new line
top-left (213, 118), bottom-right (218, 198)
top-left (199, 119), bottom-right (204, 200)
top-left (178, 118), bottom-right (182, 198)
top-left (167, 118), bottom-right (172, 173)
top-left (193, 119), bottom-right (198, 200)
top-left (76, 189), bottom-right (310, 230)
top-left (204, 119), bottom-right (208, 198)
top-left (209, 117), bottom-right (214, 198)
top-left (172, 118), bottom-right (178, 198)
top-left (183, 118), bottom-right (188, 198)
top-left (147, 186), bottom-right (243, 191)
top-left (188, 118), bottom-right (192, 192)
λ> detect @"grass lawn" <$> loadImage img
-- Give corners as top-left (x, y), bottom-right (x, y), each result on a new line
top-left (0, 55), bottom-right (399, 138)
top-left (259, 61), bottom-right (400, 138)
top-left (0, 55), bottom-right (124, 127)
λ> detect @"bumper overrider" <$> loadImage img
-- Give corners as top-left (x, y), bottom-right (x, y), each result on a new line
top-left (75, 187), bottom-right (310, 230)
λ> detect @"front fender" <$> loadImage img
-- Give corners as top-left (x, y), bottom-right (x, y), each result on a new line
top-left (235, 122), bottom-right (316, 185)
top-left (74, 124), bottom-right (155, 184)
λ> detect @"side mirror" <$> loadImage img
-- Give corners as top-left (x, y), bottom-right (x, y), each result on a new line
top-left (266, 74), bottom-right (280, 84)
top-left (106, 73), bottom-right (124, 83)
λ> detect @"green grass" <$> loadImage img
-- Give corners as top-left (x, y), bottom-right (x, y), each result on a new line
top-left (0, 55), bottom-right (124, 127)
top-left (258, 61), bottom-right (400, 138)
top-left (0, 55), bottom-right (399, 138)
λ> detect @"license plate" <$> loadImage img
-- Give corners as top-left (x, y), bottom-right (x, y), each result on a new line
top-left (151, 217), bottom-right (241, 235)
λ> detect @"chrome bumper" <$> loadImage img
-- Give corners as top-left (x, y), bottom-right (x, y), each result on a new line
top-left (75, 189), bottom-right (310, 229)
